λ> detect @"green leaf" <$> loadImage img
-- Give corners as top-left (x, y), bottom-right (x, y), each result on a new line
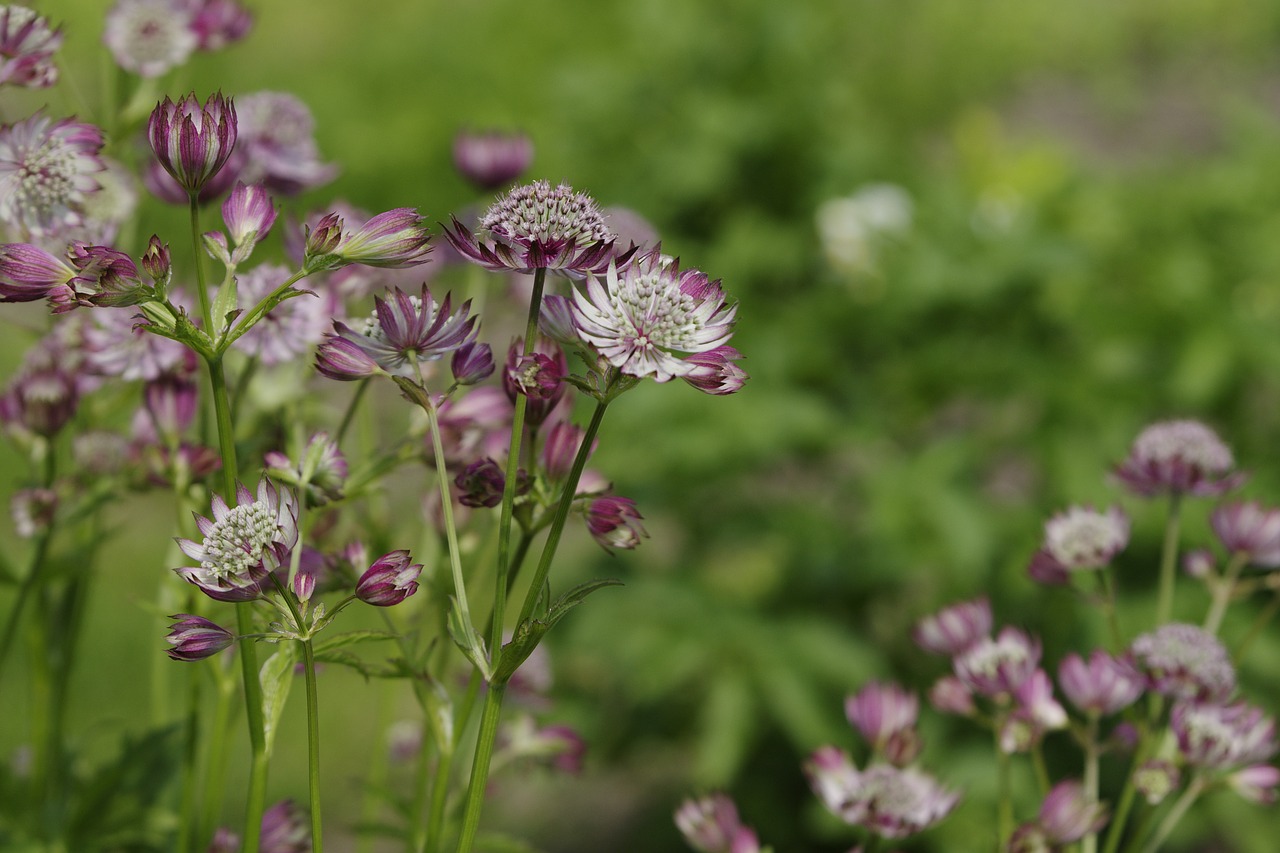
top-left (312, 630), bottom-right (399, 655)
top-left (545, 577), bottom-right (623, 626)
top-left (446, 599), bottom-right (491, 681)
top-left (260, 643), bottom-right (298, 757)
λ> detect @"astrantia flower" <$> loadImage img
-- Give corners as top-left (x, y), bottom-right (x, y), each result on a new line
top-left (220, 181), bottom-right (276, 253)
top-left (175, 479), bottom-right (298, 601)
top-left (1035, 780), bottom-right (1108, 844)
top-left (953, 626), bottom-right (1041, 700)
top-left (0, 242), bottom-right (75, 303)
top-left (584, 495), bottom-right (647, 553)
top-left (845, 682), bottom-right (922, 766)
top-left (164, 613), bottom-right (234, 661)
top-left (147, 92), bottom-right (238, 196)
top-left (503, 336), bottom-right (567, 424)
top-left (264, 431), bottom-right (347, 508)
top-left (453, 129), bottom-right (533, 191)
top-left (355, 550), bottom-right (422, 606)
top-left (682, 345), bottom-right (748, 396)
top-left (913, 596), bottom-right (992, 657)
top-left (259, 799), bottom-right (310, 853)
top-left (1115, 419), bottom-right (1242, 497)
top-left (234, 91), bottom-right (337, 195)
top-left (443, 179), bottom-right (628, 276)
top-left (185, 0), bottom-right (252, 51)
top-left (675, 793), bottom-right (761, 853)
top-left (806, 747), bottom-right (960, 839)
top-left (1058, 650), bottom-right (1144, 716)
top-left (1211, 501), bottom-right (1280, 567)
top-left (1130, 623), bottom-right (1235, 702)
top-left (450, 340), bottom-right (494, 386)
top-left (11, 487), bottom-right (56, 537)
top-left (573, 249), bottom-right (738, 382)
top-left (0, 112), bottom-right (105, 237)
top-left (0, 6), bottom-right (62, 88)
top-left (1172, 700), bottom-right (1277, 770)
top-left (1, 366), bottom-right (78, 437)
top-left (326, 285), bottom-right (476, 378)
top-left (1043, 505), bottom-right (1129, 569)
top-left (104, 0), bottom-right (197, 78)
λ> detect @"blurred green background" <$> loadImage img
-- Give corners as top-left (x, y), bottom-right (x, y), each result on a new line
top-left (7, 0), bottom-right (1280, 850)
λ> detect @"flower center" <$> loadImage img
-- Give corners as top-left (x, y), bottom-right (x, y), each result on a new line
top-left (200, 500), bottom-right (277, 581)
top-left (482, 181), bottom-right (610, 247)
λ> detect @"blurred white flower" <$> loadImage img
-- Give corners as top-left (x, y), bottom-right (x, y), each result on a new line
top-left (815, 182), bottom-right (913, 276)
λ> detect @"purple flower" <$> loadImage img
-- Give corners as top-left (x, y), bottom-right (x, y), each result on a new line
top-left (1173, 700), bottom-right (1277, 770)
top-left (1133, 759), bottom-right (1180, 805)
top-left (221, 181), bottom-right (276, 252)
top-left (1058, 650), bottom-right (1144, 716)
top-left (0, 112), bottom-right (105, 237)
top-left (503, 336), bottom-right (567, 423)
top-left (675, 793), bottom-right (761, 853)
top-left (540, 420), bottom-right (595, 482)
top-left (1211, 501), bottom-right (1280, 567)
top-left (140, 235), bottom-right (171, 284)
top-left (0, 6), bottom-right (62, 88)
top-left (1032, 780), bottom-right (1108, 845)
top-left (453, 129), bottom-right (533, 191)
top-left (1041, 505), bottom-right (1129, 570)
top-left (1130, 623), bottom-right (1235, 702)
top-left (845, 682), bottom-right (922, 766)
top-left (1114, 419), bottom-right (1242, 498)
top-left (1, 366), bottom-right (78, 437)
top-left (175, 478), bottom-right (298, 602)
top-left (913, 596), bottom-right (992, 656)
top-left (355, 550), bottom-right (422, 606)
top-left (573, 249), bottom-right (738, 383)
top-left (165, 613), bottom-right (235, 661)
top-left (0, 242), bottom-right (75, 303)
top-left (259, 799), bottom-right (309, 853)
top-left (57, 243), bottom-right (148, 311)
top-left (953, 626), bottom-right (1041, 700)
top-left (805, 747), bottom-right (960, 840)
top-left (104, 0), bottom-right (197, 77)
top-left (1014, 669), bottom-right (1068, 732)
top-left (305, 208), bottom-right (431, 271)
top-left (139, 372), bottom-right (199, 443)
top-left (186, 0), bottom-right (252, 51)
top-left (83, 303), bottom-right (191, 381)
top-left (584, 495), bottom-right (647, 553)
top-left (927, 675), bottom-right (976, 717)
top-left (147, 92), bottom-right (238, 196)
top-left (234, 91), bottom-right (337, 195)
top-left (455, 457), bottom-right (515, 508)
top-left (264, 432), bottom-right (347, 508)
top-left (443, 180), bottom-right (629, 276)
top-left (314, 335), bottom-right (381, 381)
top-left (682, 345), bottom-right (749, 396)
top-left (11, 487), bottom-right (56, 538)
top-left (324, 285), bottom-right (477, 378)
top-left (538, 293), bottom-right (578, 343)
top-left (1229, 764), bottom-right (1280, 805)
top-left (450, 341), bottom-right (494, 386)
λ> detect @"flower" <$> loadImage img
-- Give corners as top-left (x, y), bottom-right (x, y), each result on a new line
top-left (83, 303), bottom-right (191, 381)
top-left (503, 336), bottom-right (567, 423)
top-left (233, 91), bottom-right (337, 195)
top-left (1114, 419), bottom-right (1242, 497)
top-left (138, 371), bottom-right (198, 444)
top-left (1014, 669), bottom-right (1068, 732)
top-left (231, 263), bottom-right (336, 366)
top-left (450, 341), bottom-right (494, 386)
top-left (1172, 700), bottom-right (1277, 770)
top-left (186, 0), bottom-right (252, 51)
top-left (220, 181), bottom-right (276, 253)
top-left (175, 478), bottom-right (298, 601)
top-left (913, 596), bottom-right (992, 656)
top-left (259, 799), bottom-right (309, 853)
top-left (442, 179), bottom-right (627, 276)
top-left (1027, 780), bottom-right (1108, 845)
top-left (0, 242), bottom-right (75, 303)
top-left (0, 6), bottom-right (62, 88)
top-left (103, 0), bottom-right (197, 77)
top-left (1133, 759), bottom-right (1180, 805)
top-left (10, 487), bottom-right (56, 537)
top-left (682, 345), bottom-right (749, 396)
top-left (147, 91), bottom-right (238, 196)
top-left (1211, 501), bottom-right (1280, 567)
top-left (584, 495), bottom-right (647, 553)
top-left (355, 550), bottom-right (423, 606)
top-left (805, 747), bottom-right (960, 839)
top-left (845, 682), bottom-right (922, 766)
top-left (1229, 764), bottom-right (1280, 805)
top-left (927, 675), bottom-right (976, 716)
top-left (314, 335), bottom-right (380, 381)
top-left (0, 112), bottom-right (105, 237)
top-left (264, 432), bottom-right (347, 508)
top-left (1041, 505), bottom-right (1129, 570)
top-left (56, 243), bottom-right (149, 311)
top-left (453, 129), bottom-right (533, 191)
top-left (953, 626), bottom-right (1041, 700)
top-left (540, 420), bottom-right (595, 482)
top-left (0, 365), bottom-right (78, 437)
top-left (675, 793), bottom-right (762, 853)
top-left (455, 457), bottom-right (517, 508)
top-left (323, 285), bottom-right (477, 378)
top-left (304, 208), bottom-right (431, 271)
top-left (1130, 623), bottom-right (1235, 702)
top-left (1058, 650), bottom-right (1144, 716)
top-left (573, 249), bottom-right (738, 383)
top-left (164, 613), bottom-right (235, 661)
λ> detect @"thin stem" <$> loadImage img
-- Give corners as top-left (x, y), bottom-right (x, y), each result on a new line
top-left (190, 195), bottom-right (214, 333)
top-left (423, 741), bottom-right (454, 853)
top-left (423, 392), bottom-right (475, 640)
top-left (198, 663), bottom-right (237, 848)
top-left (302, 638), bottom-right (323, 853)
top-left (995, 724), bottom-right (1013, 853)
top-left (1138, 776), bottom-right (1204, 853)
top-left (1102, 724), bottom-right (1153, 853)
top-left (0, 449), bottom-right (58, 682)
top-left (335, 378), bottom-right (372, 445)
top-left (1203, 551), bottom-right (1249, 636)
top-left (1155, 494), bottom-right (1183, 626)
top-left (489, 267), bottom-right (547, 660)
top-left (453, 684), bottom-right (506, 853)
top-left (1234, 591), bottom-right (1280, 664)
top-left (1030, 745), bottom-right (1050, 797)
top-left (1096, 569), bottom-right (1124, 651)
top-left (1082, 715), bottom-right (1100, 853)
top-left (178, 668), bottom-right (201, 853)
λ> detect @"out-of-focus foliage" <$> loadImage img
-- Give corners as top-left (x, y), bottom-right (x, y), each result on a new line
top-left (7, 0), bottom-right (1280, 850)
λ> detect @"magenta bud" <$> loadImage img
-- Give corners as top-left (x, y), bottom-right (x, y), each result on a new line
top-left (455, 457), bottom-right (516, 508)
top-left (356, 550), bottom-right (422, 606)
top-left (222, 181), bottom-right (276, 250)
top-left (682, 345), bottom-right (748, 396)
top-left (585, 495), bottom-right (647, 553)
top-left (165, 614), bottom-right (235, 661)
top-left (452, 129), bottom-right (533, 191)
top-left (451, 341), bottom-right (494, 386)
top-left (315, 334), bottom-right (382, 381)
top-left (912, 596), bottom-right (992, 656)
top-left (146, 91), bottom-right (238, 196)
top-left (140, 235), bottom-right (172, 285)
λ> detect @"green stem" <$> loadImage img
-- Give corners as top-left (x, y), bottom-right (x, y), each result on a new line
top-left (178, 668), bottom-right (202, 853)
top-left (1155, 494), bottom-right (1183, 626)
top-left (336, 378), bottom-right (372, 446)
top-left (423, 393), bottom-right (476, 644)
top-left (199, 663), bottom-right (237, 848)
top-left (190, 195), bottom-right (214, 333)
top-left (1082, 715), bottom-right (1100, 853)
top-left (0, 449), bottom-right (58, 683)
top-left (217, 268), bottom-right (309, 355)
top-left (489, 267), bottom-right (547, 660)
top-left (1102, 723), bottom-right (1154, 853)
top-left (1030, 744), bottom-right (1050, 797)
top-left (423, 741), bottom-right (454, 853)
top-left (453, 684), bottom-right (506, 853)
top-left (996, 724), bottom-right (1013, 852)
top-left (1233, 591), bottom-right (1280, 664)
top-left (1137, 776), bottom-right (1204, 853)
top-left (302, 638), bottom-right (323, 853)
top-left (1096, 569), bottom-right (1124, 651)
top-left (1203, 550), bottom-right (1249, 636)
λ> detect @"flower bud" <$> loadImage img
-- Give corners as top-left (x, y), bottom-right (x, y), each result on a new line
top-left (165, 614), bottom-right (235, 661)
top-left (147, 92), bottom-right (238, 195)
top-left (584, 495), bottom-right (647, 553)
top-left (451, 341), bottom-right (494, 386)
top-left (452, 129), bottom-right (533, 191)
top-left (355, 550), bottom-right (422, 606)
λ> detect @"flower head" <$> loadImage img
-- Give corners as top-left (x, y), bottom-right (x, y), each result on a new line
top-left (259, 799), bottom-right (309, 853)
top-left (221, 181), bottom-right (276, 253)
top-left (453, 129), bottom-right (533, 191)
top-left (1058, 650), bottom-right (1145, 716)
top-left (682, 345), bottom-right (749, 396)
top-left (104, 0), bottom-right (197, 77)
top-left (0, 6), bottom-right (62, 88)
top-left (443, 179), bottom-right (628, 276)
top-left (11, 487), bottom-right (56, 538)
top-left (1211, 501), bottom-right (1280, 567)
top-left (913, 596), bottom-right (992, 656)
top-left (234, 91), bottom-right (337, 195)
top-left (1, 365), bottom-right (78, 437)
top-left (675, 793), bottom-right (761, 853)
top-left (1173, 700), bottom-right (1277, 770)
top-left (175, 478), bottom-right (298, 601)
top-left (953, 626), bottom-right (1041, 700)
top-left (503, 336), bottom-right (567, 424)
top-left (147, 92), bottom-right (238, 196)
top-left (186, 0), bottom-right (252, 51)
top-left (845, 682), bottom-right (922, 766)
top-left (165, 613), bottom-right (234, 661)
top-left (805, 748), bottom-right (960, 839)
top-left (355, 550), bottom-right (422, 606)
top-left (1041, 505), bottom-right (1129, 570)
top-left (1130, 623), bottom-right (1235, 702)
top-left (0, 112), bottom-right (105, 237)
top-left (0, 242), bottom-right (75, 304)
top-left (450, 340), bottom-right (495, 386)
top-left (573, 249), bottom-right (738, 383)
top-left (324, 285), bottom-right (477, 378)
top-left (304, 208), bottom-right (431, 271)
top-left (1036, 780), bottom-right (1109, 844)
top-left (584, 495), bottom-right (647, 553)
top-left (1115, 419), bottom-right (1242, 497)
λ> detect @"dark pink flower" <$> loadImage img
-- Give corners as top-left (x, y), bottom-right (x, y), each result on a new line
top-left (953, 626), bottom-right (1041, 700)
top-left (304, 208), bottom-right (431, 271)
top-left (1037, 780), bottom-right (1108, 844)
top-left (1114, 419), bottom-right (1242, 498)
top-left (1211, 501), bottom-right (1280, 567)
top-left (324, 285), bottom-right (477, 378)
top-left (453, 129), bottom-right (533, 191)
top-left (585, 495), bottom-right (647, 553)
top-left (846, 681), bottom-right (922, 765)
top-left (913, 596), bottom-right (992, 656)
top-left (1130, 623), bottom-right (1235, 702)
top-left (355, 550), bottom-right (422, 606)
top-left (682, 345), bottom-right (748, 396)
top-left (675, 793), bottom-right (761, 853)
top-left (0, 112), bottom-right (105, 237)
top-left (1172, 700), bottom-right (1277, 770)
top-left (147, 91), bottom-right (238, 196)
top-left (1058, 650), bottom-right (1144, 716)
top-left (165, 613), bottom-right (235, 661)
top-left (0, 6), bottom-right (62, 88)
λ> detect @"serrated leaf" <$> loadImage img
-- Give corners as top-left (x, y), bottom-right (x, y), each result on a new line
top-left (546, 578), bottom-right (623, 625)
top-left (261, 644), bottom-right (298, 757)
top-left (446, 600), bottom-right (491, 681)
top-left (312, 630), bottom-right (399, 655)
top-left (314, 648), bottom-right (382, 679)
